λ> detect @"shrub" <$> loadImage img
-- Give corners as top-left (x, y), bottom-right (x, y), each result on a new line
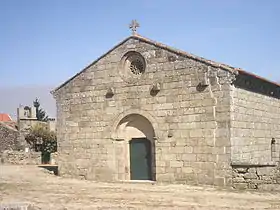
top-left (25, 124), bottom-right (57, 154)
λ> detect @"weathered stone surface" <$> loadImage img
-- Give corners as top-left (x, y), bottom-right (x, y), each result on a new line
top-left (244, 172), bottom-right (258, 179)
top-left (232, 165), bottom-right (280, 191)
top-left (231, 86), bottom-right (280, 165)
top-left (235, 167), bottom-right (248, 173)
top-left (0, 150), bottom-right (41, 165)
top-left (0, 122), bottom-right (20, 152)
top-left (52, 35), bottom-right (280, 190)
top-left (233, 183), bottom-right (248, 190)
top-left (257, 167), bottom-right (274, 176)
top-left (233, 177), bottom-right (245, 183)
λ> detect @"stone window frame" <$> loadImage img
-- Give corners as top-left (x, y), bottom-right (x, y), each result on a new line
top-left (118, 51), bottom-right (147, 84)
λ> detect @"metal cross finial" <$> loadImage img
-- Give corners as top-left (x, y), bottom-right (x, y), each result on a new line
top-left (129, 20), bottom-right (140, 35)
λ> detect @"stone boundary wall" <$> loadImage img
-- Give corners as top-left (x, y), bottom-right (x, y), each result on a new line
top-left (232, 164), bottom-right (280, 191)
top-left (0, 150), bottom-right (41, 165)
top-left (0, 122), bottom-right (21, 152)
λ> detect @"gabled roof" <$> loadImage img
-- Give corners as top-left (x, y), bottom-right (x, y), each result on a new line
top-left (0, 113), bottom-right (12, 122)
top-left (52, 34), bottom-right (280, 93)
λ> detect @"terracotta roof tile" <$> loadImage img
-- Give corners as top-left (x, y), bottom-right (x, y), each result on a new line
top-left (0, 113), bottom-right (12, 122)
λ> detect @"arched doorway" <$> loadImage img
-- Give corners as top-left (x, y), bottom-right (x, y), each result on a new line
top-left (113, 114), bottom-right (156, 181)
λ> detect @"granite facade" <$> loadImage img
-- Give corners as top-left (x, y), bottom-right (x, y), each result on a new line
top-left (231, 87), bottom-right (280, 165)
top-left (232, 164), bottom-right (280, 191)
top-left (53, 35), bottom-right (280, 189)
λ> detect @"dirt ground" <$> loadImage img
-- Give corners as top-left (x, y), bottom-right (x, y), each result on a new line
top-left (0, 165), bottom-right (280, 210)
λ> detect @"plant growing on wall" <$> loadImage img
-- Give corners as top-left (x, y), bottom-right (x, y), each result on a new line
top-left (25, 124), bottom-right (57, 163)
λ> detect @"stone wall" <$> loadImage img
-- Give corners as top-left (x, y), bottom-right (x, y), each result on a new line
top-left (18, 119), bottom-right (47, 135)
top-left (231, 87), bottom-right (280, 164)
top-left (232, 164), bottom-right (280, 191)
top-left (54, 36), bottom-right (235, 186)
top-left (0, 122), bottom-right (21, 152)
top-left (51, 152), bottom-right (58, 165)
top-left (0, 150), bottom-right (41, 165)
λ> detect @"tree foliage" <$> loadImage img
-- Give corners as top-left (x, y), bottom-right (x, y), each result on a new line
top-left (33, 98), bottom-right (49, 122)
top-left (25, 124), bottom-right (57, 154)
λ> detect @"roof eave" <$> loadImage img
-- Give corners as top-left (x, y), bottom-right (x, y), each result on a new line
top-left (51, 36), bottom-right (135, 94)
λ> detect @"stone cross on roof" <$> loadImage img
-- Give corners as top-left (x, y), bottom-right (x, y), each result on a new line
top-left (129, 20), bottom-right (140, 35)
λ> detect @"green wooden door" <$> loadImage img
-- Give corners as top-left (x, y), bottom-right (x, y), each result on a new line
top-left (129, 138), bottom-right (152, 180)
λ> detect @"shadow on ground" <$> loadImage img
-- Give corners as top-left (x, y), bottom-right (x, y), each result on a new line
top-left (38, 165), bottom-right (58, 175)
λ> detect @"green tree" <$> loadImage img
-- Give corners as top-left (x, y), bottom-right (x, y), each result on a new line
top-left (25, 124), bottom-right (57, 163)
top-left (33, 98), bottom-right (49, 122)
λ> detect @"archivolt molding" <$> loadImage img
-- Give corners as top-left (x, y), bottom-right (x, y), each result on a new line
top-left (110, 109), bottom-right (159, 140)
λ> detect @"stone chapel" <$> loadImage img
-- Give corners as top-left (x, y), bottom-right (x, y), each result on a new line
top-left (52, 21), bottom-right (280, 190)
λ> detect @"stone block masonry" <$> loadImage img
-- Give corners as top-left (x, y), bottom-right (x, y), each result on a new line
top-left (52, 35), bottom-right (280, 190)
top-left (0, 122), bottom-right (20, 152)
top-left (0, 150), bottom-right (41, 165)
top-left (231, 87), bottom-right (280, 165)
top-left (232, 164), bottom-right (280, 191)
top-left (230, 74), bottom-right (280, 191)
top-left (53, 36), bottom-right (235, 187)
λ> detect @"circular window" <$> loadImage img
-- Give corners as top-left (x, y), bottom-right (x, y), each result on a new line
top-left (124, 52), bottom-right (146, 76)
top-left (130, 58), bottom-right (145, 75)
top-left (118, 51), bottom-right (146, 83)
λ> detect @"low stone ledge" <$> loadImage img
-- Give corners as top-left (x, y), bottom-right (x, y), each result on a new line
top-left (0, 150), bottom-right (41, 165)
top-left (231, 162), bottom-right (277, 167)
top-left (232, 163), bottom-right (280, 191)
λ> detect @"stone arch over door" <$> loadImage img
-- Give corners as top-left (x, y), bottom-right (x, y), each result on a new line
top-left (111, 109), bottom-right (159, 140)
top-left (112, 111), bottom-right (157, 181)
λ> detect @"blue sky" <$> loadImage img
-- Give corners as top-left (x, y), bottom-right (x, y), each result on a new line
top-left (0, 0), bottom-right (279, 88)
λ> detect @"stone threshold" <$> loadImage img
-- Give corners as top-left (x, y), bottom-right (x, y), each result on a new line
top-left (119, 180), bottom-right (156, 184)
